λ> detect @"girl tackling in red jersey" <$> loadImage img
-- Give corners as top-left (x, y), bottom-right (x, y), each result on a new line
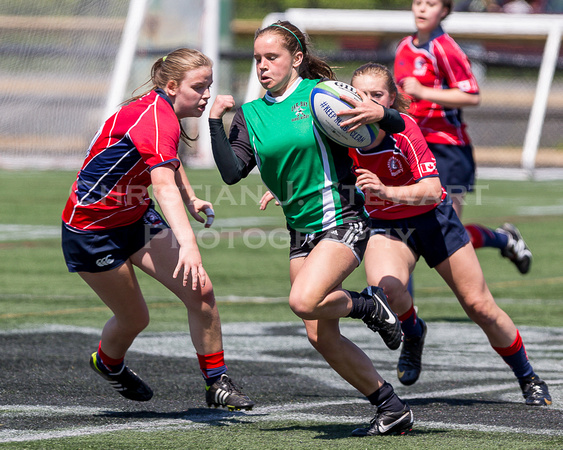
top-left (348, 62), bottom-right (550, 406)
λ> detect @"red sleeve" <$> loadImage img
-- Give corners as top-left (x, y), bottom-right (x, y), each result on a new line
top-left (397, 114), bottom-right (439, 181)
top-left (434, 35), bottom-right (479, 94)
top-left (129, 96), bottom-right (181, 170)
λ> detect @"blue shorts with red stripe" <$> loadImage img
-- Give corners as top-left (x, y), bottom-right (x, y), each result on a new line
top-left (368, 198), bottom-right (470, 268)
top-left (62, 204), bottom-right (169, 273)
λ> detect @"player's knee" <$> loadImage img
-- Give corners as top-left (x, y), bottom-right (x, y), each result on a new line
top-left (464, 297), bottom-right (498, 326)
top-left (180, 282), bottom-right (215, 308)
top-left (378, 276), bottom-right (406, 308)
top-left (120, 312), bottom-right (150, 336)
top-left (288, 291), bottom-right (319, 319)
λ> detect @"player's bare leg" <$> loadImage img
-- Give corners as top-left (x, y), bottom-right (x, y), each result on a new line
top-left (131, 228), bottom-right (254, 410)
top-left (364, 234), bottom-right (425, 386)
top-left (288, 240), bottom-right (358, 320)
top-left (303, 318), bottom-right (384, 395)
top-left (435, 243), bottom-right (516, 347)
top-left (131, 229), bottom-right (222, 356)
top-left (436, 243), bottom-right (551, 406)
top-left (79, 263), bottom-right (153, 401)
top-left (364, 235), bottom-right (416, 316)
top-left (79, 262), bottom-right (149, 358)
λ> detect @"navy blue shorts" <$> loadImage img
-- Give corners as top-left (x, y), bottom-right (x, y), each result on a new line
top-left (368, 199), bottom-right (470, 268)
top-left (289, 220), bottom-right (369, 265)
top-left (429, 143), bottom-right (475, 194)
top-left (62, 205), bottom-right (169, 273)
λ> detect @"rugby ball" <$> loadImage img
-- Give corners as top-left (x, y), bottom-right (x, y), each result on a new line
top-left (309, 80), bottom-right (379, 148)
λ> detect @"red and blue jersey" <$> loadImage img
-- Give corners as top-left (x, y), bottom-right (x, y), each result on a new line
top-left (349, 113), bottom-right (447, 220)
top-left (62, 89), bottom-right (180, 230)
top-left (394, 26), bottom-right (479, 146)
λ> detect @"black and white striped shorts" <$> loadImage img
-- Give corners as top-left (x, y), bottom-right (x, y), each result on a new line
top-left (288, 219), bottom-right (369, 265)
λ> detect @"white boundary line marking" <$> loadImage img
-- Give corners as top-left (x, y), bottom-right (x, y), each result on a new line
top-left (2, 393), bottom-right (563, 443)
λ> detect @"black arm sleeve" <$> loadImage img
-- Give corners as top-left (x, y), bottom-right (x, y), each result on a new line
top-left (209, 114), bottom-right (254, 185)
top-left (374, 102), bottom-right (406, 134)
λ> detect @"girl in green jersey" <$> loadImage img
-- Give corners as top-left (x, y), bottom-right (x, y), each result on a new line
top-left (209, 21), bottom-right (413, 436)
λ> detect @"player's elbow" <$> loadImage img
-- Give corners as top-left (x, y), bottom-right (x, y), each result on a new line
top-left (469, 93), bottom-right (481, 107)
top-left (221, 173), bottom-right (242, 185)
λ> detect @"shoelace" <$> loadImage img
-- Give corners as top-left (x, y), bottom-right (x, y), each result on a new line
top-left (507, 235), bottom-right (529, 260)
top-left (219, 376), bottom-right (242, 394)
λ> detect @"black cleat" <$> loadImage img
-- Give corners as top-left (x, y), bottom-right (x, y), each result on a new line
top-left (497, 223), bottom-right (532, 274)
top-left (206, 374), bottom-right (255, 411)
top-left (351, 402), bottom-right (414, 436)
top-left (397, 318), bottom-right (427, 386)
top-left (361, 286), bottom-right (403, 350)
top-left (519, 375), bottom-right (552, 406)
top-left (89, 352), bottom-right (153, 401)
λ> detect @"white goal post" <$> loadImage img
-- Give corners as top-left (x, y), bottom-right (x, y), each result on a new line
top-left (245, 9), bottom-right (563, 176)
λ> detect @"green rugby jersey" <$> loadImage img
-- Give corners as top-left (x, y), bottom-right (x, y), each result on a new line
top-left (238, 78), bottom-right (367, 233)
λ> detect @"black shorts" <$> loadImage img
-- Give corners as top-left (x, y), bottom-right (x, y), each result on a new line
top-left (368, 199), bottom-right (470, 268)
top-left (429, 143), bottom-right (475, 194)
top-left (61, 205), bottom-right (169, 273)
top-left (289, 220), bottom-right (369, 264)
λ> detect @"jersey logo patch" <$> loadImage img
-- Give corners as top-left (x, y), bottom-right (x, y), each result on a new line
top-left (458, 80), bottom-right (471, 92)
top-left (413, 56), bottom-right (427, 76)
top-left (388, 156), bottom-right (404, 177)
top-left (291, 102), bottom-right (310, 122)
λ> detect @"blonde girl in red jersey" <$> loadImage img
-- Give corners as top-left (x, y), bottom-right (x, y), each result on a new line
top-left (62, 49), bottom-right (253, 410)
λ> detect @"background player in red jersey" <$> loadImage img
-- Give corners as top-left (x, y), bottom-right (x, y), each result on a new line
top-left (394, 0), bottom-right (532, 275)
top-left (61, 48), bottom-right (254, 411)
top-left (349, 62), bottom-right (551, 407)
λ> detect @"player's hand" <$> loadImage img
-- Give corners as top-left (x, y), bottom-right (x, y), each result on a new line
top-left (355, 167), bottom-right (388, 198)
top-left (173, 245), bottom-right (207, 290)
top-left (210, 95), bottom-right (235, 119)
top-left (337, 90), bottom-right (384, 132)
top-left (400, 77), bottom-right (424, 100)
top-left (187, 198), bottom-right (215, 228)
top-left (259, 190), bottom-right (279, 210)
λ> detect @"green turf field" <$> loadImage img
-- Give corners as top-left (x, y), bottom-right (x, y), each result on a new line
top-left (1, 169), bottom-right (562, 329)
top-left (1, 169), bottom-right (562, 448)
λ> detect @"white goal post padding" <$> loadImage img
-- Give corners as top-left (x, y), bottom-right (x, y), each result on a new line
top-left (245, 9), bottom-right (563, 175)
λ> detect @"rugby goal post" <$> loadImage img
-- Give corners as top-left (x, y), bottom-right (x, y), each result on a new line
top-left (245, 9), bottom-right (563, 177)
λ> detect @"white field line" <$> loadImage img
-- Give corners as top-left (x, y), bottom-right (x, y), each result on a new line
top-left (0, 218), bottom-right (285, 242)
top-left (2, 192), bottom-right (563, 244)
top-left (2, 390), bottom-right (563, 443)
top-left (2, 293), bottom-right (563, 307)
